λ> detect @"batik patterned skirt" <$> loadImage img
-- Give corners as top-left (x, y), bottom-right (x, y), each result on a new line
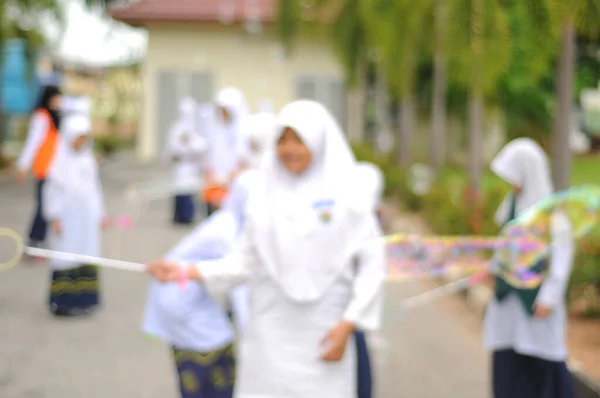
top-left (49, 265), bottom-right (100, 314)
top-left (172, 344), bottom-right (235, 398)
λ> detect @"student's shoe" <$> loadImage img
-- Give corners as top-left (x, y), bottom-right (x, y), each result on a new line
top-left (50, 307), bottom-right (77, 317)
top-left (76, 305), bottom-right (100, 316)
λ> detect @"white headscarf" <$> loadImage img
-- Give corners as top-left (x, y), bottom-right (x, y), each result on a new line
top-left (47, 114), bottom-right (96, 201)
top-left (248, 100), bottom-right (376, 303)
top-left (491, 138), bottom-right (554, 226)
top-left (355, 162), bottom-right (384, 211)
top-left (246, 112), bottom-right (277, 169)
top-left (61, 96), bottom-right (91, 117)
top-left (205, 87), bottom-right (251, 181)
top-left (165, 97), bottom-right (205, 160)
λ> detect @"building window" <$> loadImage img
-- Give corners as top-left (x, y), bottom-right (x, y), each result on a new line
top-left (155, 70), bottom-right (214, 150)
top-left (295, 75), bottom-right (347, 129)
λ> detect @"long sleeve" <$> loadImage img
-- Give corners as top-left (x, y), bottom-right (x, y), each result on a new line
top-left (43, 176), bottom-right (65, 221)
top-left (17, 113), bottom-right (48, 171)
top-left (342, 216), bottom-right (386, 331)
top-left (194, 225), bottom-right (255, 297)
top-left (535, 210), bottom-right (574, 308)
top-left (230, 284), bottom-right (250, 334)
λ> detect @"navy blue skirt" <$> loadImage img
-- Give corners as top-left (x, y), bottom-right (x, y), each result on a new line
top-left (174, 195), bottom-right (195, 224)
top-left (355, 330), bottom-right (373, 398)
top-left (172, 344), bottom-right (235, 398)
top-left (28, 179), bottom-right (48, 245)
top-left (49, 265), bottom-right (100, 313)
top-left (493, 349), bottom-right (577, 398)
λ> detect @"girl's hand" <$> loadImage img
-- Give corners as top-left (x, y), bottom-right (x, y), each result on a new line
top-left (101, 217), bottom-right (111, 230)
top-left (146, 259), bottom-right (182, 282)
top-left (319, 321), bottom-right (355, 362)
top-left (51, 220), bottom-right (62, 236)
top-left (15, 169), bottom-right (27, 184)
top-left (533, 303), bottom-right (552, 318)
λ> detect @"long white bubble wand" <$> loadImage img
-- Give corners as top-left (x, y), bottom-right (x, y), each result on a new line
top-left (0, 227), bottom-right (146, 273)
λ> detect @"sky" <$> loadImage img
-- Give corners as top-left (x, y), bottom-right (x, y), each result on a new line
top-left (42, 0), bottom-right (148, 67)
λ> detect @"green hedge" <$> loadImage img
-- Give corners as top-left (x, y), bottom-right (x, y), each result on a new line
top-left (353, 142), bottom-right (508, 235)
top-left (93, 134), bottom-right (133, 157)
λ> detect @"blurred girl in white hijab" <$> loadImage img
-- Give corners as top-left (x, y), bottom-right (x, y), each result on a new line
top-left (201, 87), bottom-right (251, 215)
top-left (245, 111), bottom-right (277, 169)
top-left (484, 138), bottom-right (576, 398)
top-left (166, 97), bottom-right (207, 225)
top-left (148, 100), bottom-right (385, 398)
top-left (43, 113), bottom-right (109, 317)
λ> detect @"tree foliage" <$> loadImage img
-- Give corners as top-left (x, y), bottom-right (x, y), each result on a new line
top-left (361, 0), bottom-right (428, 97)
top-left (445, 0), bottom-right (511, 95)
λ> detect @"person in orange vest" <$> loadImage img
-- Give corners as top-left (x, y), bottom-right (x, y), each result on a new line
top-left (15, 85), bottom-right (63, 253)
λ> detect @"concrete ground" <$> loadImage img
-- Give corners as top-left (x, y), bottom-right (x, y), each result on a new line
top-left (0, 153), bottom-right (489, 397)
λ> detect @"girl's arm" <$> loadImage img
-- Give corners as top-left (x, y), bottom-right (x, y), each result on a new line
top-left (342, 215), bottom-right (387, 332)
top-left (16, 112), bottom-right (48, 172)
top-left (188, 225), bottom-right (255, 296)
top-left (535, 210), bottom-right (575, 308)
top-left (43, 175), bottom-right (65, 222)
top-left (230, 284), bottom-right (250, 334)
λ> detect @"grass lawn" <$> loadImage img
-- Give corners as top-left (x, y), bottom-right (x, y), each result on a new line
top-left (439, 154), bottom-right (600, 188)
top-left (571, 155), bottom-right (600, 185)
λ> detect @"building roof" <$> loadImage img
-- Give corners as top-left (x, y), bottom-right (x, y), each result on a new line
top-left (109, 0), bottom-right (277, 27)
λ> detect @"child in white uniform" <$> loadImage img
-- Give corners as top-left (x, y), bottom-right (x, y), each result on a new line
top-left (148, 100), bottom-right (386, 398)
top-left (484, 138), bottom-right (576, 398)
top-left (201, 87), bottom-right (251, 215)
top-left (44, 114), bottom-right (108, 317)
top-left (166, 97), bottom-right (207, 225)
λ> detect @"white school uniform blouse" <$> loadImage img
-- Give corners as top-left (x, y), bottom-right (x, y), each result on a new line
top-left (193, 207), bottom-right (385, 398)
top-left (484, 210), bottom-right (575, 361)
top-left (43, 115), bottom-right (105, 271)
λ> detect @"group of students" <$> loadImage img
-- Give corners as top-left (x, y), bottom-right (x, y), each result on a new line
top-left (16, 85), bottom-right (106, 317)
top-left (148, 94), bottom-right (580, 398)
top-left (164, 87), bottom-right (278, 225)
top-left (147, 97), bottom-right (385, 398)
top-left (14, 83), bottom-right (578, 398)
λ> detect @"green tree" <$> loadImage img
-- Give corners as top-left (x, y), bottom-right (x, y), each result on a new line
top-left (447, 0), bottom-right (511, 196)
top-left (362, 0), bottom-right (428, 167)
top-left (429, 0), bottom-right (449, 174)
top-left (276, 0), bottom-right (374, 143)
top-left (550, 1), bottom-right (600, 190)
top-left (494, 0), bottom-right (559, 144)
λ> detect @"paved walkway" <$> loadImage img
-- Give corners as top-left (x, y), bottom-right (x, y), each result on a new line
top-left (0, 154), bottom-right (489, 397)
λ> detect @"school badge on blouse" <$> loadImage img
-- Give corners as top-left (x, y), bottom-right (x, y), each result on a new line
top-left (313, 199), bottom-right (335, 224)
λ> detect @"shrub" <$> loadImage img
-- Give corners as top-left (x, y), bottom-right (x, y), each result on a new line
top-left (93, 134), bottom-right (132, 157)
